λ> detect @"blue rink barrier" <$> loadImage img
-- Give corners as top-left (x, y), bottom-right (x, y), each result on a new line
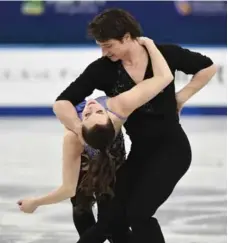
top-left (0, 106), bottom-right (226, 117)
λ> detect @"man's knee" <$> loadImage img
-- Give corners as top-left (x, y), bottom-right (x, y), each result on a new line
top-left (126, 203), bottom-right (157, 229)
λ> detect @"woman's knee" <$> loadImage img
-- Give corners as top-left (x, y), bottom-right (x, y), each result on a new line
top-left (71, 191), bottom-right (95, 210)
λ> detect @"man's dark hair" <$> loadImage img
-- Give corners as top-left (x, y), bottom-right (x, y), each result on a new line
top-left (88, 8), bottom-right (142, 42)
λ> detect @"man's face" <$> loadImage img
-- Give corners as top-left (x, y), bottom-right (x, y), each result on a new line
top-left (96, 37), bottom-right (129, 62)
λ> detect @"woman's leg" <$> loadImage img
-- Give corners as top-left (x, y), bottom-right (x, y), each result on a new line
top-left (70, 170), bottom-right (96, 236)
top-left (63, 129), bottom-right (97, 237)
top-left (76, 162), bottom-right (131, 243)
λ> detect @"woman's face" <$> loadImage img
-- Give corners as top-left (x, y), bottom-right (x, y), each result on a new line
top-left (82, 99), bottom-right (109, 129)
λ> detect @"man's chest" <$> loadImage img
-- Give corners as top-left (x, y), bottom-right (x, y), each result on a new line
top-left (103, 65), bottom-right (176, 115)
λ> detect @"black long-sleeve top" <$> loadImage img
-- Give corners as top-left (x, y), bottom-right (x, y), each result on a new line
top-left (56, 44), bottom-right (213, 141)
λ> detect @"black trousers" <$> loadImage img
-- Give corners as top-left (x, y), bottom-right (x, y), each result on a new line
top-left (77, 124), bottom-right (192, 243)
top-left (70, 168), bottom-right (131, 243)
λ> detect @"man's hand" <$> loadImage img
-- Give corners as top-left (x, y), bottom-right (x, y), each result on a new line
top-left (176, 92), bottom-right (186, 115)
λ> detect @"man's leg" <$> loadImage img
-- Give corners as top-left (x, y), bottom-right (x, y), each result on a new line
top-left (125, 131), bottom-right (192, 243)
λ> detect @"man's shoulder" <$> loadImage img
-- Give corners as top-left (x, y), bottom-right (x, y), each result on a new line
top-left (155, 43), bottom-right (181, 53)
top-left (89, 56), bottom-right (118, 70)
top-left (154, 43), bottom-right (187, 66)
top-left (83, 56), bottom-right (118, 84)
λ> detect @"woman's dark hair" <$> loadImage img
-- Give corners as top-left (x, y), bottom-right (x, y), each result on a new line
top-left (88, 8), bottom-right (142, 42)
top-left (79, 118), bottom-right (117, 201)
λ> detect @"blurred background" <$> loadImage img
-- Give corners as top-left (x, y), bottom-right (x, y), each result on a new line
top-left (0, 1), bottom-right (227, 243)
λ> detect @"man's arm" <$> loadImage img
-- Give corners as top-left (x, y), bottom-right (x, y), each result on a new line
top-left (159, 44), bottom-right (217, 110)
top-left (53, 100), bottom-right (82, 137)
top-left (53, 58), bottom-right (106, 134)
top-left (176, 64), bottom-right (217, 110)
top-left (110, 39), bottom-right (173, 118)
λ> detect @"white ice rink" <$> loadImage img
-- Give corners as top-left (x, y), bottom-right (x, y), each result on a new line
top-left (0, 116), bottom-right (226, 243)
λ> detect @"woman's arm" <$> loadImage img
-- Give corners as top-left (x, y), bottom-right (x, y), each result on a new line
top-left (143, 38), bottom-right (173, 80)
top-left (18, 130), bottom-right (84, 213)
top-left (34, 159), bottom-right (81, 206)
top-left (110, 38), bottom-right (173, 117)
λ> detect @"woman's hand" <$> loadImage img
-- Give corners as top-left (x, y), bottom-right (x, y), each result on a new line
top-left (17, 198), bottom-right (38, 214)
top-left (137, 37), bottom-right (155, 47)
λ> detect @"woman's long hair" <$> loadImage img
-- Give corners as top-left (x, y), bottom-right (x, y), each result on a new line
top-left (79, 118), bottom-right (117, 201)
